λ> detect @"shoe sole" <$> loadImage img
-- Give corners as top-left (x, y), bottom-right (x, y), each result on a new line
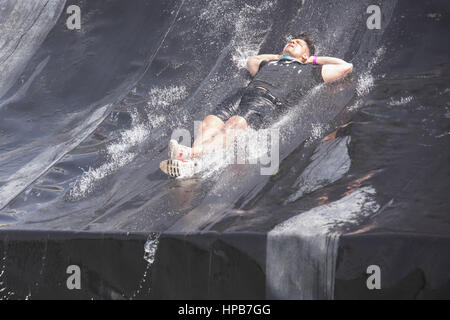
top-left (160, 159), bottom-right (197, 178)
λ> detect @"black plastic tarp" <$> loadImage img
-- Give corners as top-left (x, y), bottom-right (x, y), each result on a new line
top-left (0, 0), bottom-right (449, 299)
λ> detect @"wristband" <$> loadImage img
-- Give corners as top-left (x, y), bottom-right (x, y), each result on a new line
top-left (313, 56), bottom-right (318, 65)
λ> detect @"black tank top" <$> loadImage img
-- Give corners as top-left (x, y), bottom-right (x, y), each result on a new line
top-left (249, 59), bottom-right (323, 104)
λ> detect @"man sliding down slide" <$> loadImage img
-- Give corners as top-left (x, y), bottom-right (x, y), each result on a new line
top-left (160, 32), bottom-right (353, 178)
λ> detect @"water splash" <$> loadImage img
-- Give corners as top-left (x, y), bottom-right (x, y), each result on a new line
top-left (130, 233), bottom-right (160, 299)
top-left (389, 96), bottom-right (413, 106)
top-left (197, 0), bottom-right (274, 70)
top-left (146, 86), bottom-right (188, 110)
top-left (68, 123), bottom-right (150, 200)
top-left (304, 123), bottom-right (329, 147)
top-left (193, 128), bottom-right (276, 179)
top-left (0, 244), bottom-right (14, 300)
top-left (143, 233), bottom-right (160, 264)
top-left (348, 100), bottom-right (363, 112)
top-left (356, 47), bottom-right (386, 97)
top-left (69, 84), bottom-right (189, 200)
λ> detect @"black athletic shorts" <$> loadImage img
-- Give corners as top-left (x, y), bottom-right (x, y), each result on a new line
top-left (216, 86), bottom-right (284, 130)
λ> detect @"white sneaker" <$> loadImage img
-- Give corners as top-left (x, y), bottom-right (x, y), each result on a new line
top-left (168, 139), bottom-right (193, 160)
top-left (159, 159), bottom-right (202, 178)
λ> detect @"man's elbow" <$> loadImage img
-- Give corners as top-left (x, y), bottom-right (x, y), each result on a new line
top-left (339, 63), bottom-right (353, 79)
top-left (246, 57), bottom-right (258, 77)
top-left (246, 57), bottom-right (253, 70)
top-left (346, 63), bottom-right (353, 74)
top-left (323, 63), bottom-right (354, 83)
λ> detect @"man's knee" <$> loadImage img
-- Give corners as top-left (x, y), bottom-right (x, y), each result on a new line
top-left (225, 116), bottom-right (248, 130)
top-left (202, 115), bottom-right (224, 129)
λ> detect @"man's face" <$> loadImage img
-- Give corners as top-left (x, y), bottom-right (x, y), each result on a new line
top-left (282, 39), bottom-right (310, 61)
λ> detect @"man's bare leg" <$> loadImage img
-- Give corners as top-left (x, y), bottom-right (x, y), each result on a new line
top-left (192, 115), bottom-right (248, 157)
top-left (161, 116), bottom-right (247, 177)
top-left (192, 115), bottom-right (225, 157)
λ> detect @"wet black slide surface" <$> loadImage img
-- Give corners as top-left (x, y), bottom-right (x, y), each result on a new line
top-left (0, 0), bottom-right (449, 299)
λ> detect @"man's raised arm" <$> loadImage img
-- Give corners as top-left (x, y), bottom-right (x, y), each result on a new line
top-left (307, 56), bottom-right (353, 83)
top-left (247, 54), bottom-right (281, 77)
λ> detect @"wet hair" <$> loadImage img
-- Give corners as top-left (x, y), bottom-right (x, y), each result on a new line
top-left (290, 32), bottom-right (316, 56)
